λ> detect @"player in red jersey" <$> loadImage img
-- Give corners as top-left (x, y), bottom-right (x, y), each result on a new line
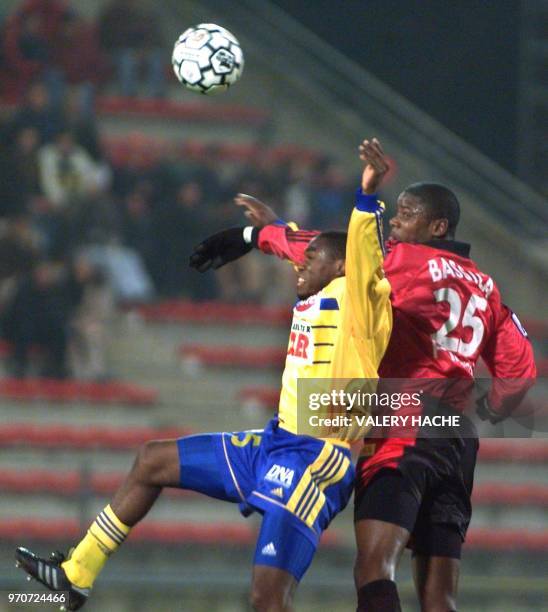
top-left (199, 138), bottom-right (537, 612)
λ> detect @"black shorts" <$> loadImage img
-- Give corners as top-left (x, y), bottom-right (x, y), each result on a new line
top-left (354, 433), bottom-right (479, 559)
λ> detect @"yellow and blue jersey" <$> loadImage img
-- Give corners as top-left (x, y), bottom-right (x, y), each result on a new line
top-left (275, 195), bottom-right (392, 440)
top-left (176, 193), bottom-right (392, 578)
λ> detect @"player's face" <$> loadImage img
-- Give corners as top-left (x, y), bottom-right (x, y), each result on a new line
top-left (389, 192), bottom-right (435, 243)
top-left (297, 239), bottom-right (342, 299)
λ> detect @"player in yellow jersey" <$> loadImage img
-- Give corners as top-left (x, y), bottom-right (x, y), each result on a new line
top-left (15, 139), bottom-right (391, 612)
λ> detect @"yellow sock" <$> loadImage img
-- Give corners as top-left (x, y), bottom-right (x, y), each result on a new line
top-left (61, 505), bottom-right (131, 589)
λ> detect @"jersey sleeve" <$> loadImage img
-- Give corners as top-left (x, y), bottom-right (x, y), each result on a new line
top-left (481, 305), bottom-right (537, 417)
top-left (346, 191), bottom-right (392, 341)
top-left (256, 223), bottom-right (319, 265)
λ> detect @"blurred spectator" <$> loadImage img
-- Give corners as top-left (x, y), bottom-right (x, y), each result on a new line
top-left (122, 183), bottom-right (155, 273)
top-left (5, 80), bottom-right (63, 146)
top-left (52, 11), bottom-right (108, 117)
top-left (1, 0), bottom-right (70, 100)
top-left (0, 216), bottom-right (39, 309)
top-left (98, 0), bottom-right (166, 98)
top-left (36, 129), bottom-right (108, 255)
top-left (152, 180), bottom-right (216, 298)
top-left (63, 90), bottom-right (104, 163)
top-left (111, 132), bottom-right (155, 199)
top-left (68, 255), bottom-right (113, 380)
top-left (283, 158), bottom-right (314, 227)
top-left (0, 126), bottom-right (42, 217)
top-left (311, 158), bottom-right (353, 229)
top-left (38, 129), bottom-right (103, 208)
top-left (2, 258), bottom-right (96, 378)
top-left (80, 238), bottom-right (154, 303)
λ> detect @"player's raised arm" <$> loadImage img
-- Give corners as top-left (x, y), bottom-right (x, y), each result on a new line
top-left (346, 138), bottom-right (392, 348)
top-left (235, 193), bottom-right (319, 265)
top-left (189, 194), bottom-right (320, 272)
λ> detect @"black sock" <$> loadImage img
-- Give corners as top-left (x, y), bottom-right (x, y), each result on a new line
top-left (357, 579), bottom-right (401, 612)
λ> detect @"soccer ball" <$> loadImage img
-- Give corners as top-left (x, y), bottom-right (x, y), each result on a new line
top-left (172, 23), bottom-right (244, 94)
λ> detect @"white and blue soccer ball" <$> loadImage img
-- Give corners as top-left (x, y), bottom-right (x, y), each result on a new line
top-left (172, 23), bottom-right (244, 94)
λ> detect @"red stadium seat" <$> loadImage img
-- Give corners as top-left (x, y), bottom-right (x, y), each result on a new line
top-left (472, 483), bottom-right (548, 506)
top-left (0, 518), bottom-right (341, 547)
top-left (466, 529), bottom-right (548, 552)
top-left (97, 96), bottom-right (270, 126)
top-left (478, 440), bottom-right (548, 463)
top-left (134, 300), bottom-right (290, 326)
top-left (0, 378), bottom-right (158, 405)
top-left (0, 424), bottom-right (190, 450)
top-left (238, 386), bottom-right (280, 409)
top-left (3, 468), bottom-right (547, 508)
top-left (179, 345), bottom-right (285, 368)
top-left (0, 468), bottom-right (195, 498)
top-left (0, 518), bottom-right (544, 551)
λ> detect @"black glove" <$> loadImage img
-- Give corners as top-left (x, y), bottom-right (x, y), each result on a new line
top-left (476, 394), bottom-right (505, 425)
top-left (189, 227), bottom-right (253, 272)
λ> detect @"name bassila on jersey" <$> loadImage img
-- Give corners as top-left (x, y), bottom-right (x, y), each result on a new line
top-left (428, 256), bottom-right (493, 298)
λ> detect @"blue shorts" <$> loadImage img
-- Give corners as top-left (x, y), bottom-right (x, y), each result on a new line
top-left (176, 418), bottom-right (354, 580)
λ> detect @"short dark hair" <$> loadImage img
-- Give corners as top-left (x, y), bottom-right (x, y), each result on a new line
top-left (404, 182), bottom-right (460, 237)
top-left (315, 231), bottom-right (347, 261)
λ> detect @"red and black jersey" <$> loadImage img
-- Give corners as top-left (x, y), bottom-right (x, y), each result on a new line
top-left (380, 239), bottom-right (536, 412)
top-left (256, 226), bottom-right (537, 416)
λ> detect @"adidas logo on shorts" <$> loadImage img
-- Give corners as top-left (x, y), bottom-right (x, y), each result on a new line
top-left (261, 542), bottom-right (277, 557)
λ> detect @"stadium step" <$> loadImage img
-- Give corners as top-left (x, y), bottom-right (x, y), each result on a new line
top-left (132, 301), bottom-right (290, 327)
top-left (238, 386), bottom-right (280, 410)
top-left (0, 423), bottom-right (190, 450)
top-left (1, 423), bottom-right (547, 458)
top-left (2, 468), bottom-right (546, 507)
top-left (0, 517), bottom-right (544, 552)
top-left (178, 345), bottom-right (285, 369)
top-left (97, 96), bottom-right (269, 126)
top-left (0, 377), bottom-right (157, 405)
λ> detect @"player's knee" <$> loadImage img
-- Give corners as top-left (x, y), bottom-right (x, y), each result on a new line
top-left (250, 572), bottom-right (294, 612)
top-left (134, 440), bottom-right (167, 485)
top-left (420, 587), bottom-right (457, 612)
top-left (249, 584), bottom-right (291, 612)
top-left (354, 548), bottom-right (395, 586)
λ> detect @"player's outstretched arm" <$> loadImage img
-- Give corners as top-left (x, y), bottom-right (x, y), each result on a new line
top-left (346, 138), bottom-right (392, 348)
top-left (189, 227), bottom-right (253, 272)
top-left (235, 193), bottom-right (319, 265)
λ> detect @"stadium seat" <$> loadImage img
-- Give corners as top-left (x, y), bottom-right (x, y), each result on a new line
top-left (0, 469), bottom-right (194, 498)
top-left (97, 96), bottom-right (269, 125)
top-left (134, 301), bottom-right (290, 325)
top-left (0, 378), bottom-right (158, 405)
top-left (0, 518), bottom-right (341, 547)
top-left (2, 468), bottom-right (546, 507)
top-left (0, 518), bottom-right (544, 551)
top-left (478, 440), bottom-right (548, 463)
top-left (179, 345), bottom-right (285, 368)
top-left (0, 424), bottom-right (189, 450)
top-left (238, 386), bottom-right (280, 409)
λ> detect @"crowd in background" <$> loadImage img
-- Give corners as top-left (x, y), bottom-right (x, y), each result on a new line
top-left (0, 0), bottom-right (357, 379)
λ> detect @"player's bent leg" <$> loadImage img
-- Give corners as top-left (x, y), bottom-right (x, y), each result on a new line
top-left (354, 519), bottom-right (410, 585)
top-left (111, 439), bottom-right (181, 525)
top-left (354, 469), bottom-right (421, 612)
top-left (15, 439), bottom-right (180, 609)
top-left (250, 566), bottom-right (297, 612)
top-left (354, 519), bottom-right (409, 612)
top-left (412, 523), bottom-right (463, 612)
top-left (250, 510), bottom-right (316, 612)
top-left (15, 434), bottom-right (237, 609)
top-left (412, 556), bottom-right (459, 612)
